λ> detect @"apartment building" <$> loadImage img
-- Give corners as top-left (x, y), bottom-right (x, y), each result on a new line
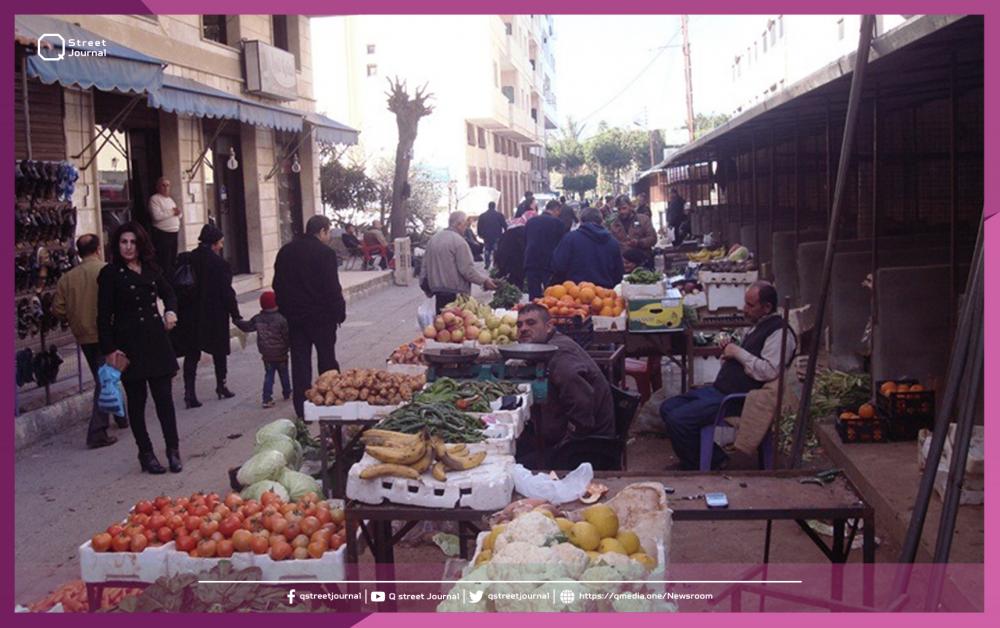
top-left (318, 14), bottom-right (558, 217)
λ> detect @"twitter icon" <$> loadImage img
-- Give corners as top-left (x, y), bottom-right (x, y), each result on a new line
top-left (468, 590), bottom-right (484, 604)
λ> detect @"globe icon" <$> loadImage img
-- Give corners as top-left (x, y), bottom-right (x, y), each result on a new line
top-left (559, 589), bottom-right (576, 605)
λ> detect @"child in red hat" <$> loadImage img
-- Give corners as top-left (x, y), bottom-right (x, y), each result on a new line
top-left (235, 290), bottom-right (290, 408)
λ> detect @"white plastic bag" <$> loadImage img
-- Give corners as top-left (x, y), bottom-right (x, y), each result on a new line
top-left (511, 462), bottom-right (593, 505)
top-left (417, 297), bottom-right (436, 330)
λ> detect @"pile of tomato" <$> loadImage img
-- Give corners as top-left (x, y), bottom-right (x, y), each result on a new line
top-left (89, 491), bottom-right (346, 561)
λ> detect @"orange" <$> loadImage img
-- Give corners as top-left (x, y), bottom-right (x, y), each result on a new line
top-left (858, 403), bottom-right (876, 419)
top-left (840, 411), bottom-right (859, 421)
top-left (562, 280), bottom-right (577, 291)
top-left (896, 384), bottom-right (910, 393)
top-left (560, 295), bottom-right (575, 304)
top-left (591, 296), bottom-right (604, 312)
top-left (578, 287), bottom-right (596, 304)
top-left (879, 381), bottom-right (897, 396)
top-left (909, 384), bottom-right (924, 392)
top-left (548, 285), bottom-right (567, 299)
top-left (567, 285), bottom-right (581, 299)
top-left (611, 305), bottom-right (623, 316)
top-left (600, 306), bottom-right (613, 316)
top-left (579, 282), bottom-right (595, 291)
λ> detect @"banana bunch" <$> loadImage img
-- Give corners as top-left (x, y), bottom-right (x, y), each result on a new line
top-left (686, 247), bottom-right (727, 262)
top-left (357, 429), bottom-right (486, 482)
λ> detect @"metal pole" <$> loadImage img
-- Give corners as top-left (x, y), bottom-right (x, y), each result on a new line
top-left (793, 115), bottom-right (800, 291)
top-left (948, 50), bottom-right (957, 340)
top-left (21, 55), bottom-right (32, 159)
top-left (752, 133), bottom-right (759, 259)
top-left (826, 99), bottom-right (832, 222)
top-left (769, 127), bottom-right (776, 271)
top-left (871, 86), bottom-right (879, 326)
top-left (789, 15), bottom-right (876, 467)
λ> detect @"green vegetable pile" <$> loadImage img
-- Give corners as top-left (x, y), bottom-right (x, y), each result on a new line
top-left (778, 370), bottom-right (871, 460)
top-left (375, 402), bottom-right (487, 443)
top-left (489, 279), bottom-right (523, 309)
top-left (624, 268), bottom-right (663, 284)
top-left (414, 377), bottom-right (522, 412)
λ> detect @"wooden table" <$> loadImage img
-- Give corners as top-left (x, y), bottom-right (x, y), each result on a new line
top-left (316, 417), bottom-right (380, 499)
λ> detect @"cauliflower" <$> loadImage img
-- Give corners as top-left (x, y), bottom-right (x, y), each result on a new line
top-left (590, 551), bottom-right (647, 581)
top-left (494, 511), bottom-right (561, 553)
top-left (489, 542), bottom-right (570, 582)
top-left (549, 543), bottom-right (590, 580)
top-left (439, 566), bottom-right (491, 612)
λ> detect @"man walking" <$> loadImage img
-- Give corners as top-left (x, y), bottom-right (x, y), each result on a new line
top-left (523, 200), bottom-right (569, 299)
top-left (148, 177), bottom-right (181, 277)
top-left (476, 201), bottom-right (507, 268)
top-left (52, 234), bottom-right (118, 449)
top-left (273, 215), bottom-right (346, 418)
top-left (421, 211), bottom-right (497, 313)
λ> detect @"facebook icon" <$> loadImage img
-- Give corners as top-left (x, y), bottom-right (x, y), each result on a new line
top-left (286, 589), bottom-right (296, 604)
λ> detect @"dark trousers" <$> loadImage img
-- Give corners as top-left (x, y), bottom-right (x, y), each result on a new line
top-left (263, 360), bottom-right (291, 402)
top-left (483, 240), bottom-right (498, 269)
top-left (151, 228), bottom-right (179, 278)
top-left (290, 322), bottom-right (339, 418)
top-left (183, 351), bottom-right (227, 397)
top-left (80, 343), bottom-right (112, 445)
top-left (434, 292), bottom-right (459, 314)
top-left (123, 374), bottom-right (178, 454)
top-left (525, 270), bottom-right (551, 300)
top-left (659, 385), bottom-right (728, 469)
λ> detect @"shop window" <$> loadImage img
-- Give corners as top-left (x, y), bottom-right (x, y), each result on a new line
top-left (96, 126), bottom-right (131, 212)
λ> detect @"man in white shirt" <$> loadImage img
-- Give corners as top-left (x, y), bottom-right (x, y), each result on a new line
top-left (659, 281), bottom-right (797, 469)
top-left (148, 176), bottom-right (181, 277)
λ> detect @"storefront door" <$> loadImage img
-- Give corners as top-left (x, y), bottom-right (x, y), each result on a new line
top-left (206, 133), bottom-right (250, 273)
top-left (275, 131), bottom-right (304, 245)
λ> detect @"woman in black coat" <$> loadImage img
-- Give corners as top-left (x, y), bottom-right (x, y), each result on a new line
top-left (173, 224), bottom-right (242, 407)
top-left (97, 222), bottom-right (181, 474)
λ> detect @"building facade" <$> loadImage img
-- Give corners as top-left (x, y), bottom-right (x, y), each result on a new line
top-left (318, 14), bottom-right (557, 217)
top-left (15, 14), bottom-right (356, 292)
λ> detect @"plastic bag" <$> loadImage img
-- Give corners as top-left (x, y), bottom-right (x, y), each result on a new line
top-left (96, 364), bottom-right (127, 421)
top-left (417, 297), bottom-right (436, 330)
top-left (511, 462), bottom-right (593, 505)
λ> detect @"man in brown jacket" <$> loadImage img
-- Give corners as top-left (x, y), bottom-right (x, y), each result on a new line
top-left (514, 304), bottom-right (615, 469)
top-left (608, 195), bottom-right (657, 268)
top-left (52, 234), bottom-right (118, 449)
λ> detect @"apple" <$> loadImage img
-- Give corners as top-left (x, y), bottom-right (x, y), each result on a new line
top-left (442, 312), bottom-right (457, 326)
top-left (451, 329), bottom-right (465, 342)
top-left (434, 316), bottom-right (446, 331)
top-left (478, 330), bottom-right (492, 344)
top-left (436, 330), bottom-right (452, 343)
top-left (502, 312), bottom-right (518, 326)
top-left (497, 323), bottom-right (512, 338)
top-left (423, 325), bottom-right (437, 339)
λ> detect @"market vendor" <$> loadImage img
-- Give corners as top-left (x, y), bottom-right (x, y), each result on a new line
top-left (514, 304), bottom-right (616, 469)
top-left (609, 195), bottom-right (657, 270)
top-left (659, 281), bottom-right (797, 470)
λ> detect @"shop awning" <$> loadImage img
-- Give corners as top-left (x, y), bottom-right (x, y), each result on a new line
top-left (14, 15), bottom-right (164, 93)
top-left (148, 75), bottom-right (304, 132)
top-left (305, 112), bottom-right (359, 146)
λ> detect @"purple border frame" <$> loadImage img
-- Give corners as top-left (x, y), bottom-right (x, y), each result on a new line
top-left (2, 1), bottom-right (993, 626)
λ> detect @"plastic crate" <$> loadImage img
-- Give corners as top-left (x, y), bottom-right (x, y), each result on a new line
top-left (835, 416), bottom-right (888, 443)
top-left (875, 379), bottom-right (934, 441)
top-left (553, 315), bottom-right (594, 349)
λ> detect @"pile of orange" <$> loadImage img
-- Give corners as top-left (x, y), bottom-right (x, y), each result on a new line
top-left (539, 281), bottom-right (626, 317)
top-left (879, 381), bottom-right (924, 396)
top-left (840, 402), bottom-right (876, 421)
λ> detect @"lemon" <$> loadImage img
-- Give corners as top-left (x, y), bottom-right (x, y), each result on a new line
top-left (583, 504), bottom-right (619, 538)
top-left (630, 552), bottom-right (657, 570)
top-left (568, 521), bottom-right (601, 551)
top-left (598, 537), bottom-right (627, 555)
top-left (616, 530), bottom-right (640, 555)
top-left (555, 517), bottom-right (574, 534)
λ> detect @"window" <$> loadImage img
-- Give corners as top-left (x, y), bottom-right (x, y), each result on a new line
top-left (202, 15), bottom-right (231, 45)
top-left (367, 44), bottom-right (376, 54)
top-left (494, 134), bottom-right (501, 153)
top-left (467, 123), bottom-right (475, 146)
top-left (366, 64), bottom-right (378, 77)
top-left (837, 18), bottom-right (845, 41)
top-left (779, 16), bottom-right (784, 38)
top-left (505, 22), bottom-right (512, 36)
top-left (469, 167), bottom-right (478, 187)
top-left (272, 15), bottom-right (289, 51)
top-left (770, 23), bottom-right (776, 46)
top-left (480, 168), bottom-right (487, 185)
top-left (762, 32), bottom-right (767, 53)
top-left (477, 127), bottom-right (486, 148)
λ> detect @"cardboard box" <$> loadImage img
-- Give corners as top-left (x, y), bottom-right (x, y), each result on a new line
top-left (627, 290), bottom-right (683, 332)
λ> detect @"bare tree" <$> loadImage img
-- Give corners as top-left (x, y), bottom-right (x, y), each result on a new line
top-left (385, 77), bottom-right (434, 240)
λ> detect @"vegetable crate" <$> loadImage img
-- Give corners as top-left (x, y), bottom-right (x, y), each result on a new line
top-left (835, 415), bottom-right (888, 444)
top-left (303, 400), bottom-right (403, 423)
top-left (626, 294), bottom-right (683, 332)
top-left (346, 453), bottom-right (515, 510)
top-left (875, 379), bottom-right (934, 441)
top-left (79, 540), bottom-right (172, 584)
top-left (552, 314), bottom-right (594, 349)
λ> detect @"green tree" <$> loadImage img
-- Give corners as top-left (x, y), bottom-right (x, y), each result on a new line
top-left (561, 173), bottom-right (597, 198)
top-left (319, 152), bottom-right (380, 226)
top-left (687, 112), bottom-right (731, 140)
top-left (370, 158), bottom-right (443, 235)
top-left (547, 117), bottom-right (586, 175)
top-left (585, 122), bottom-right (635, 194)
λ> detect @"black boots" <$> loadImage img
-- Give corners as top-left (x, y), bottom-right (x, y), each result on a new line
top-left (166, 448), bottom-right (183, 473)
top-left (216, 384), bottom-right (235, 399)
top-left (184, 395), bottom-right (202, 409)
top-left (138, 451), bottom-right (166, 474)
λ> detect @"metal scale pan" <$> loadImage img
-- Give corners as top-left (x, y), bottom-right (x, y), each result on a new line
top-left (497, 343), bottom-right (559, 363)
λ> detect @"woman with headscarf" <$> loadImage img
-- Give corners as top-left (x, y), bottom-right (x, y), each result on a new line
top-left (493, 210), bottom-right (536, 291)
top-left (173, 224), bottom-right (243, 408)
top-left (97, 222), bottom-right (181, 474)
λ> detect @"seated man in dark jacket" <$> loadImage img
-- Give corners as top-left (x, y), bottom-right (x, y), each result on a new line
top-left (659, 281), bottom-right (796, 469)
top-left (514, 304), bottom-right (616, 469)
top-left (551, 207), bottom-right (625, 288)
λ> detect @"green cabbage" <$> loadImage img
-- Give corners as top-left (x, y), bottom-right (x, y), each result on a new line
top-left (240, 480), bottom-right (289, 503)
top-left (255, 419), bottom-right (297, 444)
top-left (236, 449), bottom-right (286, 486)
top-left (277, 467), bottom-right (322, 501)
top-left (254, 435), bottom-right (303, 470)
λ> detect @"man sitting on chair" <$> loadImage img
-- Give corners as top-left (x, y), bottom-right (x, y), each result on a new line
top-left (514, 304), bottom-right (616, 469)
top-left (660, 281), bottom-right (796, 470)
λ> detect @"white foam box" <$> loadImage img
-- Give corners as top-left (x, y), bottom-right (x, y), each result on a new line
top-left (347, 453), bottom-right (515, 511)
top-left (79, 540), bottom-right (174, 584)
top-left (385, 361), bottom-right (429, 377)
top-left (476, 408), bottom-right (526, 439)
top-left (475, 422), bottom-right (516, 455)
top-left (423, 339), bottom-right (477, 350)
top-left (167, 542), bottom-right (347, 582)
top-left (621, 281), bottom-right (667, 300)
top-left (697, 270), bottom-right (760, 285)
top-left (593, 313), bottom-right (627, 331)
top-left (303, 400), bottom-right (402, 423)
top-left (682, 291), bottom-right (708, 309)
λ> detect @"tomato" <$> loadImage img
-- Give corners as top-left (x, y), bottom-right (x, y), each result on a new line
top-left (111, 534), bottom-right (131, 552)
top-left (130, 534), bottom-right (149, 553)
top-left (199, 519), bottom-right (219, 537)
top-left (175, 535), bottom-right (196, 552)
top-left (283, 523), bottom-right (302, 542)
top-left (329, 536), bottom-right (343, 551)
top-left (300, 491), bottom-right (319, 505)
top-left (135, 500), bottom-right (154, 516)
top-left (299, 516), bottom-right (321, 536)
top-left (216, 539), bottom-right (235, 558)
top-left (154, 495), bottom-right (171, 510)
top-left (175, 497), bottom-right (190, 510)
top-left (219, 516), bottom-right (241, 538)
top-left (210, 531), bottom-right (224, 543)
top-left (148, 514), bottom-right (167, 531)
top-left (269, 541), bottom-right (292, 561)
top-left (197, 540), bottom-right (217, 558)
top-left (224, 493), bottom-right (244, 510)
top-left (185, 516), bottom-right (202, 533)
top-left (243, 501), bottom-right (261, 517)
top-left (250, 535), bottom-right (269, 555)
top-left (208, 512), bottom-right (223, 523)
top-left (190, 530), bottom-right (203, 542)
top-left (131, 513), bottom-right (150, 528)
top-left (315, 509), bottom-right (332, 525)
top-left (107, 524), bottom-right (124, 537)
top-left (307, 541), bottom-right (327, 559)
top-left (270, 516), bottom-right (288, 536)
top-left (167, 515), bottom-right (185, 531)
top-left (159, 506), bottom-right (176, 519)
top-left (192, 505), bottom-right (210, 517)
top-left (231, 529), bottom-right (253, 553)
top-left (280, 503), bottom-right (298, 515)
top-left (142, 528), bottom-right (156, 543)
top-left (157, 527), bottom-right (174, 543)
top-left (310, 530), bottom-right (331, 545)
top-left (260, 491), bottom-right (281, 507)
top-left (269, 534), bottom-right (288, 549)
top-left (292, 546), bottom-right (310, 560)
top-left (188, 549), bottom-right (199, 558)
top-left (92, 533), bottom-right (113, 552)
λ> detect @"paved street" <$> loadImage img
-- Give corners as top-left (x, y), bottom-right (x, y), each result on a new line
top-left (13, 280), bottom-right (436, 605)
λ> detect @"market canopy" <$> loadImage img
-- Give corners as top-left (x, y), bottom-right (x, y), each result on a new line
top-left (14, 15), bottom-right (164, 94)
top-left (148, 75), bottom-right (302, 132)
top-left (305, 112), bottom-right (359, 146)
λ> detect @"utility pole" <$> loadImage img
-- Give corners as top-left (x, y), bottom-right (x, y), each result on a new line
top-left (681, 15), bottom-right (696, 142)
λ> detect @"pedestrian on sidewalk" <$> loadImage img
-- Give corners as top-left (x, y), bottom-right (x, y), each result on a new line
top-left (148, 177), bottom-right (181, 279)
top-left (172, 224), bottom-right (243, 408)
top-left (476, 201), bottom-right (507, 269)
top-left (523, 200), bottom-right (568, 299)
top-left (97, 222), bottom-right (182, 474)
top-left (52, 233), bottom-right (118, 449)
top-left (420, 211), bottom-right (497, 313)
top-left (273, 215), bottom-right (346, 419)
top-left (235, 290), bottom-right (291, 408)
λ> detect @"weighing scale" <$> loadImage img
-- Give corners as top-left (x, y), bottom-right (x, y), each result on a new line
top-left (421, 344), bottom-right (558, 402)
